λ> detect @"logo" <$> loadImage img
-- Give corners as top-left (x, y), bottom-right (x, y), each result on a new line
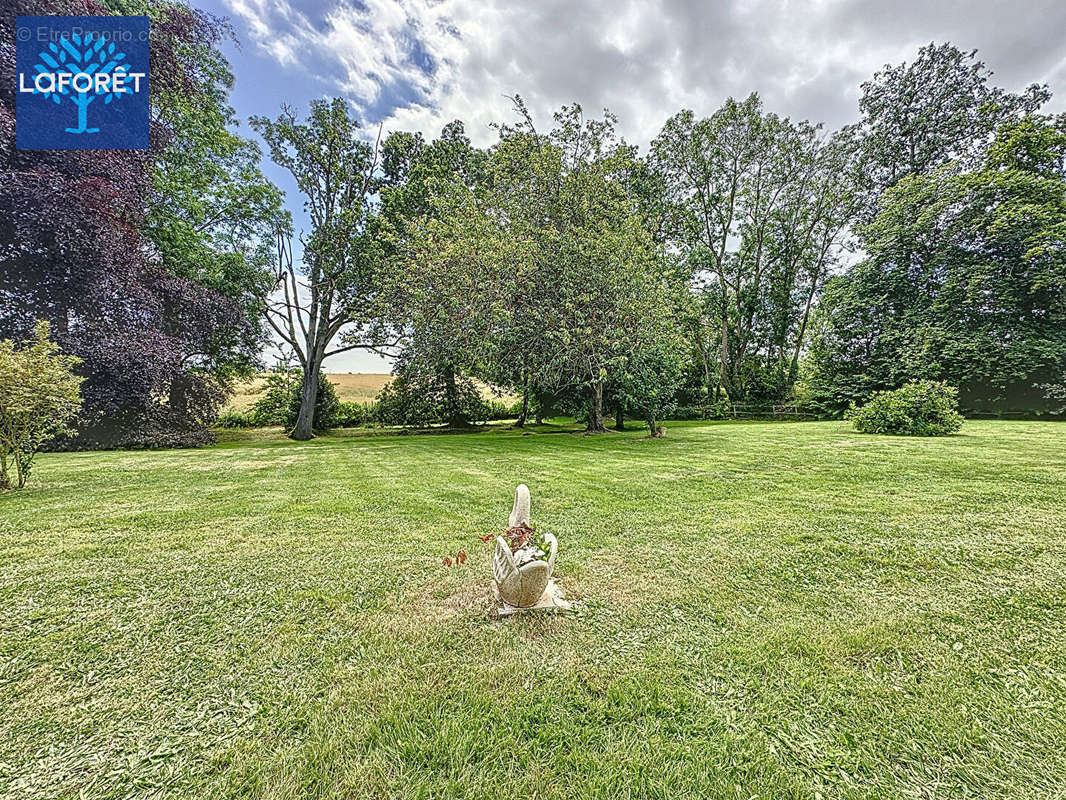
top-left (16, 16), bottom-right (150, 150)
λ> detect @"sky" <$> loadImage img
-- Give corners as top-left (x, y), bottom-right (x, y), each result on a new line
top-left (196, 0), bottom-right (1066, 373)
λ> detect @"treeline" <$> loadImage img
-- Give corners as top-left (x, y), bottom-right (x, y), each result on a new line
top-left (281, 43), bottom-right (1063, 436)
top-left (4, 7), bottom-right (1065, 448)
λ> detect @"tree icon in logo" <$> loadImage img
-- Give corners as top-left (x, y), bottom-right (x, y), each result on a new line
top-left (33, 32), bottom-right (130, 134)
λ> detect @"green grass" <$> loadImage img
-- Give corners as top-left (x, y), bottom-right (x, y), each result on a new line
top-left (2, 420), bottom-right (1065, 799)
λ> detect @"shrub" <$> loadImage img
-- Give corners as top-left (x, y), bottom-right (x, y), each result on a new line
top-left (1039, 382), bottom-right (1066, 416)
top-left (0, 322), bottom-right (83, 489)
top-left (375, 372), bottom-right (489, 427)
top-left (671, 401), bottom-right (732, 420)
top-left (251, 370), bottom-right (339, 431)
top-left (847, 380), bottom-right (964, 436)
top-left (484, 399), bottom-right (518, 421)
top-left (215, 409), bottom-right (257, 429)
top-left (374, 374), bottom-right (437, 427)
top-left (334, 401), bottom-right (370, 427)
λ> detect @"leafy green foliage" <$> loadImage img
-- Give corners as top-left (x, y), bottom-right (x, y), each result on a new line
top-left (858, 43), bottom-right (1049, 206)
top-left (0, 322), bottom-right (83, 489)
top-left (483, 399), bottom-right (523, 421)
top-left (214, 409), bottom-right (257, 429)
top-left (651, 94), bottom-right (860, 405)
top-left (131, 1), bottom-right (288, 365)
top-left (847, 380), bottom-right (964, 436)
top-left (218, 395), bottom-right (371, 430)
top-left (807, 115), bottom-right (1066, 415)
top-left (612, 276), bottom-right (691, 436)
top-left (374, 371), bottom-right (487, 427)
top-left (145, 112), bottom-right (287, 342)
top-left (391, 100), bottom-right (686, 432)
top-left (374, 122), bottom-right (492, 427)
top-left (1039, 383), bottom-right (1066, 416)
top-left (250, 370), bottom-right (339, 431)
top-left (334, 401), bottom-right (371, 427)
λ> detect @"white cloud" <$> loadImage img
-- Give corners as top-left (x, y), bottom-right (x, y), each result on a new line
top-left (224, 0), bottom-right (1066, 149)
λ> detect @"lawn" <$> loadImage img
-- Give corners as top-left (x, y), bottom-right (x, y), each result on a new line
top-left (1, 420), bottom-right (1065, 799)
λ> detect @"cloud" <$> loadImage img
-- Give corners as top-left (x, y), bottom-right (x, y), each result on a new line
top-left (222, 0), bottom-right (1066, 149)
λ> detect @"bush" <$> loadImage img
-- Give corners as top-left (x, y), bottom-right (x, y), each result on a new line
top-left (215, 409), bottom-right (257, 429)
top-left (251, 370), bottom-right (339, 431)
top-left (484, 399), bottom-right (519, 421)
top-left (375, 374), bottom-right (436, 427)
top-left (671, 401), bottom-right (731, 420)
top-left (334, 401), bottom-right (370, 427)
top-left (375, 372), bottom-right (489, 427)
top-left (847, 380), bottom-right (964, 436)
top-left (0, 322), bottom-right (84, 489)
top-left (1039, 382), bottom-right (1066, 416)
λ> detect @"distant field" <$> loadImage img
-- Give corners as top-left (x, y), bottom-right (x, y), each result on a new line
top-left (226, 373), bottom-right (394, 411)
top-left (226, 373), bottom-right (514, 412)
top-left (327, 373), bottom-right (394, 402)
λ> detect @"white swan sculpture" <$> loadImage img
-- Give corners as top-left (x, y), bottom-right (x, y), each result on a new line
top-left (492, 484), bottom-right (557, 607)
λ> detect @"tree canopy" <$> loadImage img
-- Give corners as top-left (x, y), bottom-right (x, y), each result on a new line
top-left (807, 115), bottom-right (1066, 414)
top-left (1, 0), bottom-right (286, 448)
top-left (384, 100), bottom-right (683, 433)
top-left (7, 28), bottom-right (1065, 446)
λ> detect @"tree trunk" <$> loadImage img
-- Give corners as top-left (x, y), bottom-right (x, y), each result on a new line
top-left (291, 365), bottom-right (319, 441)
top-left (719, 316), bottom-right (732, 401)
top-left (614, 403), bottom-right (625, 431)
top-left (443, 364), bottom-right (473, 428)
top-left (647, 414), bottom-right (663, 438)
top-left (789, 247), bottom-right (827, 386)
top-left (586, 380), bottom-right (605, 432)
top-left (697, 336), bottom-right (712, 399)
top-left (0, 452), bottom-right (9, 490)
top-left (515, 369), bottom-right (529, 427)
top-left (13, 452), bottom-right (28, 488)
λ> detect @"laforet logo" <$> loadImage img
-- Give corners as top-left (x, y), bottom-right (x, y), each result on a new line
top-left (15, 15), bottom-right (150, 150)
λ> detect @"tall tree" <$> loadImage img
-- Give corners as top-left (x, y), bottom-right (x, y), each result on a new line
top-left (251, 99), bottom-right (388, 440)
top-left (612, 265), bottom-right (692, 437)
top-left (859, 42), bottom-right (1049, 205)
top-left (1, 0), bottom-right (283, 448)
top-left (651, 94), bottom-right (858, 404)
top-left (506, 102), bottom-right (671, 431)
top-left (378, 121), bottom-right (491, 427)
top-left (807, 115), bottom-right (1066, 414)
top-left (390, 101), bottom-right (683, 433)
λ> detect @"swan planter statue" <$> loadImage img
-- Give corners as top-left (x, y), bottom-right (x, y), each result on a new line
top-left (492, 484), bottom-right (559, 608)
